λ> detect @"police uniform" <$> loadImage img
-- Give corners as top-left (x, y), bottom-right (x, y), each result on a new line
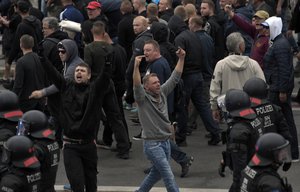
top-left (239, 133), bottom-right (293, 192)
top-left (0, 90), bottom-right (23, 174)
top-left (0, 136), bottom-right (41, 192)
top-left (243, 77), bottom-right (295, 158)
top-left (33, 139), bottom-right (60, 192)
top-left (0, 90), bottom-right (23, 147)
top-left (240, 165), bottom-right (290, 192)
top-left (246, 96), bottom-right (292, 143)
top-left (226, 117), bottom-right (262, 192)
top-left (223, 89), bottom-right (263, 192)
top-left (0, 167), bottom-right (41, 192)
top-left (17, 110), bottom-right (60, 192)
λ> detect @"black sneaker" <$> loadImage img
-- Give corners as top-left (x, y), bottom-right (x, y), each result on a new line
top-left (208, 136), bottom-right (221, 146)
top-left (131, 118), bottom-right (140, 124)
top-left (116, 152), bottom-right (129, 160)
top-left (143, 167), bottom-right (151, 174)
top-left (132, 132), bottom-right (142, 140)
top-left (176, 140), bottom-right (187, 147)
top-left (205, 133), bottom-right (212, 138)
top-left (180, 156), bottom-right (194, 177)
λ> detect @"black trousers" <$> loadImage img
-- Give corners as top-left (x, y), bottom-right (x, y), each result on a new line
top-left (40, 166), bottom-right (58, 192)
top-left (102, 81), bottom-right (130, 154)
top-left (63, 142), bottom-right (98, 192)
top-left (102, 85), bottom-right (129, 146)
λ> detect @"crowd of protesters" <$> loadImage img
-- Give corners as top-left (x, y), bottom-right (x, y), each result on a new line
top-left (0, 0), bottom-right (300, 191)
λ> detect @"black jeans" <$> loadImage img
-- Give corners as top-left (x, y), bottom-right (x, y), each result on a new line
top-left (102, 81), bottom-right (130, 154)
top-left (102, 87), bottom-right (129, 146)
top-left (176, 73), bottom-right (220, 142)
top-left (63, 142), bottom-right (98, 192)
top-left (268, 91), bottom-right (299, 159)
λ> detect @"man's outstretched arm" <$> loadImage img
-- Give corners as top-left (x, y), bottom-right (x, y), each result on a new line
top-left (174, 47), bottom-right (186, 74)
top-left (133, 55), bottom-right (145, 87)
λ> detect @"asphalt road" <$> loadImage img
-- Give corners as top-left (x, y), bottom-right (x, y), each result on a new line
top-left (52, 108), bottom-right (300, 192)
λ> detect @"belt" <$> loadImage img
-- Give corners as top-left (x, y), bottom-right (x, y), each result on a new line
top-left (63, 136), bottom-right (93, 145)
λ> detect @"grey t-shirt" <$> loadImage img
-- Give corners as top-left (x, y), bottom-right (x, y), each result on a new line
top-left (133, 70), bottom-right (181, 140)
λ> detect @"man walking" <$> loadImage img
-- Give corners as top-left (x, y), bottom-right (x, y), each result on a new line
top-left (40, 57), bottom-right (109, 191)
top-left (133, 47), bottom-right (186, 192)
top-left (84, 21), bottom-right (131, 159)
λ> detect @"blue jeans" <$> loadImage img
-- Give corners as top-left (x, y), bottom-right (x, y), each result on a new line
top-left (137, 140), bottom-right (179, 192)
top-left (170, 140), bottom-right (188, 165)
top-left (176, 72), bottom-right (220, 142)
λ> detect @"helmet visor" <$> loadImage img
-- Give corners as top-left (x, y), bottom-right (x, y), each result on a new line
top-left (273, 143), bottom-right (292, 164)
top-left (17, 119), bottom-right (30, 136)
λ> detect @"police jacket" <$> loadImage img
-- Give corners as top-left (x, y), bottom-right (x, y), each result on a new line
top-left (42, 59), bottom-right (110, 140)
top-left (240, 165), bottom-right (292, 192)
top-left (0, 123), bottom-right (17, 145)
top-left (33, 139), bottom-right (60, 191)
top-left (226, 118), bottom-right (262, 192)
top-left (0, 167), bottom-right (41, 192)
top-left (227, 119), bottom-right (261, 160)
top-left (252, 101), bottom-right (292, 141)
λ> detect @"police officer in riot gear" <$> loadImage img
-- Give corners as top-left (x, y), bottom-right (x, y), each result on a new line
top-left (240, 132), bottom-right (293, 192)
top-left (0, 90), bottom-right (23, 143)
top-left (0, 90), bottom-right (23, 174)
top-left (18, 110), bottom-right (60, 192)
top-left (0, 135), bottom-right (41, 192)
top-left (243, 77), bottom-right (292, 141)
top-left (222, 89), bottom-right (262, 192)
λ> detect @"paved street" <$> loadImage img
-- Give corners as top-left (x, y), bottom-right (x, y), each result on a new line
top-left (52, 108), bottom-right (300, 192)
top-left (1, 55), bottom-right (300, 192)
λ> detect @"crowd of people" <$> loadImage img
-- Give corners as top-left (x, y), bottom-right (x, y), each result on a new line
top-left (0, 0), bottom-right (300, 191)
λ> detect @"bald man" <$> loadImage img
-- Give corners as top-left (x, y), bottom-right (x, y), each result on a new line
top-left (124, 16), bottom-right (153, 105)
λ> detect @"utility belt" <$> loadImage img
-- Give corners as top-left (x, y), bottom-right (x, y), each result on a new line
top-left (63, 136), bottom-right (93, 145)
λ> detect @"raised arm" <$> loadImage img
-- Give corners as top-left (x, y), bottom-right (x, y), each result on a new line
top-left (161, 48), bottom-right (186, 95)
top-left (133, 55), bottom-right (145, 87)
top-left (174, 47), bottom-right (186, 74)
top-left (224, 5), bottom-right (256, 39)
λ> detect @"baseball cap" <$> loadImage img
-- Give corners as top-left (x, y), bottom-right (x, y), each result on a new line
top-left (86, 1), bottom-right (101, 9)
top-left (253, 10), bottom-right (269, 20)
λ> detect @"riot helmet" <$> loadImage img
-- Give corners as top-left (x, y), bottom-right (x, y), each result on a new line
top-left (243, 77), bottom-right (268, 107)
top-left (249, 133), bottom-right (291, 167)
top-left (2, 135), bottom-right (40, 169)
top-left (17, 110), bottom-right (55, 140)
top-left (225, 89), bottom-right (256, 119)
top-left (0, 90), bottom-right (23, 122)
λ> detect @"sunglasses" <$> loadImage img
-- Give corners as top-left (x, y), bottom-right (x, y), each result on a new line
top-left (58, 50), bottom-right (66, 54)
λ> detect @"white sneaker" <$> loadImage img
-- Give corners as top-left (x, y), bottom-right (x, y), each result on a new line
top-left (292, 158), bottom-right (299, 163)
